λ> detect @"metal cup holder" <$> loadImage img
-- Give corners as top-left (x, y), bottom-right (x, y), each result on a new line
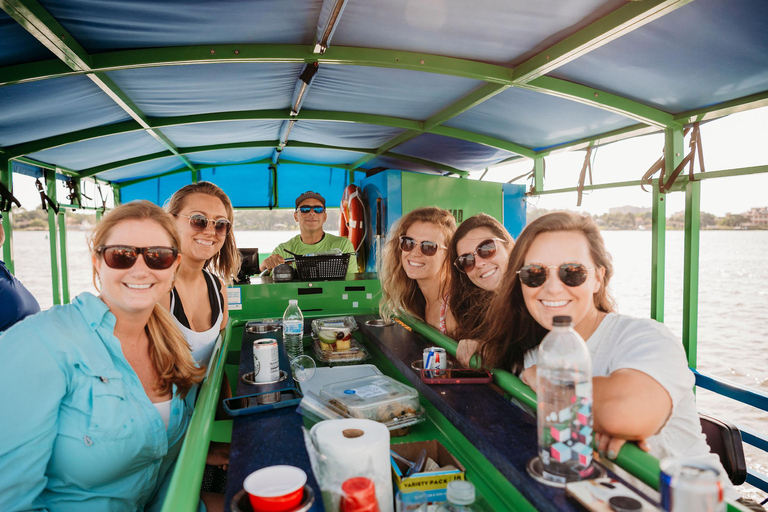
top-left (241, 370), bottom-right (289, 404)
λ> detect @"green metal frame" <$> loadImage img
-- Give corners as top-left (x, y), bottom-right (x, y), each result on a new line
top-left (162, 320), bottom-right (232, 512)
top-left (650, 185), bottom-right (666, 322)
top-left (57, 209), bottom-right (69, 304)
top-left (682, 180), bottom-right (701, 368)
top-left (1, 157), bottom-right (13, 272)
top-left (2, 0), bottom-right (766, 192)
top-left (45, 171), bottom-right (61, 305)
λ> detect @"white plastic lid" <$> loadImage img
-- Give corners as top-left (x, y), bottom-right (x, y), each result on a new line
top-left (289, 299), bottom-right (298, 305)
top-left (446, 480), bottom-right (475, 505)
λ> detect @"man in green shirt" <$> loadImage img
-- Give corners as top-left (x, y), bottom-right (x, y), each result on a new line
top-left (259, 191), bottom-right (358, 276)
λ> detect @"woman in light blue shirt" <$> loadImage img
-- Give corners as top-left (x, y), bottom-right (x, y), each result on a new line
top-left (0, 201), bottom-right (205, 512)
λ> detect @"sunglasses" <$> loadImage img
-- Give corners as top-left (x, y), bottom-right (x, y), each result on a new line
top-left (454, 238), bottom-right (507, 273)
top-left (399, 236), bottom-right (447, 257)
top-left (516, 263), bottom-right (595, 288)
top-left (177, 213), bottom-right (231, 236)
top-left (297, 205), bottom-right (325, 214)
top-left (97, 245), bottom-right (178, 270)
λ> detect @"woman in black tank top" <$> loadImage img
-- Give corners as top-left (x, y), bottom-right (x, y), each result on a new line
top-left (165, 182), bottom-right (241, 512)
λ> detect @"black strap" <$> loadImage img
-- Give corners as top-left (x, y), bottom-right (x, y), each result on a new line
top-left (0, 181), bottom-right (21, 212)
top-left (96, 183), bottom-right (107, 213)
top-left (35, 177), bottom-right (59, 214)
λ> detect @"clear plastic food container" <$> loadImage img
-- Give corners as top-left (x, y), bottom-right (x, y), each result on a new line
top-left (319, 375), bottom-right (425, 435)
top-left (312, 316), bottom-right (358, 352)
top-left (311, 337), bottom-right (371, 365)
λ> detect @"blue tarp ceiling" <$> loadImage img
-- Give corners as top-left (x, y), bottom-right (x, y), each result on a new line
top-left (1, 0), bottom-right (766, 205)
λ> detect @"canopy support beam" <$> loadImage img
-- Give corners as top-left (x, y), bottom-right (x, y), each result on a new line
top-left (78, 141), bottom-right (468, 179)
top-left (1, 157), bottom-right (14, 273)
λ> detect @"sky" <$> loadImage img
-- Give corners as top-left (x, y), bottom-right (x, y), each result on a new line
top-left (8, 107), bottom-right (768, 218)
top-left (471, 106), bottom-right (768, 217)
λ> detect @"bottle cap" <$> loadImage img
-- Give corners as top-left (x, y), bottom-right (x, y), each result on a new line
top-left (446, 480), bottom-right (475, 505)
top-left (552, 316), bottom-right (572, 327)
top-left (340, 477), bottom-right (379, 512)
top-left (289, 299), bottom-right (298, 305)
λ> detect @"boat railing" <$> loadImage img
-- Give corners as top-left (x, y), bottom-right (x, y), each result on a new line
top-left (399, 314), bottom-right (768, 511)
top-left (693, 369), bottom-right (768, 494)
top-left (398, 314), bottom-right (662, 490)
top-left (161, 318), bottom-right (235, 512)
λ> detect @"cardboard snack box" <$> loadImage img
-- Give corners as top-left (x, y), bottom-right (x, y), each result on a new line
top-left (390, 440), bottom-right (466, 502)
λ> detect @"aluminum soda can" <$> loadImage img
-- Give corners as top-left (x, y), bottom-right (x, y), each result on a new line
top-left (660, 457), bottom-right (725, 512)
top-left (422, 347), bottom-right (446, 370)
top-left (252, 338), bottom-right (280, 384)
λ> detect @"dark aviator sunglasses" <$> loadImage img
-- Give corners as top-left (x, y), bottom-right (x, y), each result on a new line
top-left (399, 236), bottom-right (447, 257)
top-left (176, 213), bottom-right (231, 236)
top-left (297, 205), bottom-right (325, 214)
top-left (516, 263), bottom-right (595, 288)
top-left (454, 238), bottom-right (507, 273)
top-left (97, 245), bottom-right (179, 270)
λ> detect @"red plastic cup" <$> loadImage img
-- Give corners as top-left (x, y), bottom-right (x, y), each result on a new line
top-left (340, 477), bottom-right (380, 512)
top-left (243, 465), bottom-right (307, 512)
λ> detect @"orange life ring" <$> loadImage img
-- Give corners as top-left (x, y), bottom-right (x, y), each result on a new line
top-left (340, 184), bottom-right (365, 252)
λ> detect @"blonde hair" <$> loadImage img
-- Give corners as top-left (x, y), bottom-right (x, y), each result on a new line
top-left (90, 200), bottom-right (205, 397)
top-left (165, 181), bottom-right (241, 285)
top-left (379, 207), bottom-right (457, 322)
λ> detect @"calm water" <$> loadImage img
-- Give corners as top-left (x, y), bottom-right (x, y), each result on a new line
top-left (5, 229), bottom-right (767, 499)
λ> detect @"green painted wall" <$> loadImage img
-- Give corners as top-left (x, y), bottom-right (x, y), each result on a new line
top-left (401, 173), bottom-right (503, 224)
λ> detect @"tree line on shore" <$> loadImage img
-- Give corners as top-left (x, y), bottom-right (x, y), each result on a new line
top-left (529, 208), bottom-right (760, 230)
top-left (7, 204), bottom-right (759, 232)
top-left (7, 205), bottom-right (342, 231)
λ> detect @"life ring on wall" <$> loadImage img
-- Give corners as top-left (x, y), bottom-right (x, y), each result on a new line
top-left (340, 184), bottom-right (366, 253)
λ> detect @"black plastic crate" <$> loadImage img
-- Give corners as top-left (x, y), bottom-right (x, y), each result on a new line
top-left (293, 253), bottom-right (351, 281)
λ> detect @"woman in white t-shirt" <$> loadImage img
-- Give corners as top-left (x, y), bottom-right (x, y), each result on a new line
top-left (481, 211), bottom-right (729, 479)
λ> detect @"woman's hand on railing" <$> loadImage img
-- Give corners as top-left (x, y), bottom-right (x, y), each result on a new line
top-left (520, 365), bottom-right (537, 392)
top-left (595, 431), bottom-right (651, 461)
top-left (457, 339), bottom-right (479, 368)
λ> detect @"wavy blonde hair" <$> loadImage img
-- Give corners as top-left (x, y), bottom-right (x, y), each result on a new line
top-left (165, 181), bottom-right (241, 285)
top-left (90, 200), bottom-right (205, 397)
top-left (379, 207), bottom-right (456, 322)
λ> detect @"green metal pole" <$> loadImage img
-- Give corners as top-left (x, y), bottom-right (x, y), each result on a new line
top-left (46, 171), bottom-right (61, 306)
top-left (113, 185), bottom-right (121, 206)
top-left (650, 184), bottom-right (666, 321)
top-left (683, 179), bottom-right (701, 368)
top-left (58, 210), bottom-right (69, 304)
top-left (1, 158), bottom-right (14, 273)
top-left (533, 157), bottom-right (544, 193)
top-left (95, 210), bottom-right (103, 222)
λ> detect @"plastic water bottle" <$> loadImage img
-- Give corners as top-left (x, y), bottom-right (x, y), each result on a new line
top-left (283, 299), bottom-right (304, 359)
top-left (435, 481), bottom-right (479, 511)
top-left (535, 315), bottom-right (593, 486)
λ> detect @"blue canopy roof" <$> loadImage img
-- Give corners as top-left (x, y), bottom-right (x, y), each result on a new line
top-left (1, 0), bottom-right (766, 205)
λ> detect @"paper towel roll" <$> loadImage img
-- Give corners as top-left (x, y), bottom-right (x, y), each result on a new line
top-left (310, 418), bottom-right (393, 512)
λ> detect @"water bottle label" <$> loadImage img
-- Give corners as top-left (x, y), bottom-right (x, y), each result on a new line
top-left (284, 321), bottom-right (303, 335)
